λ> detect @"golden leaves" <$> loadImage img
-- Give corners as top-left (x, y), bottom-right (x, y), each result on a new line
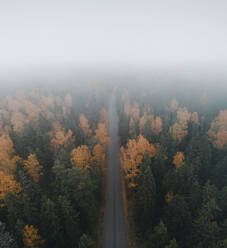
top-left (79, 114), bottom-right (92, 137)
top-left (0, 134), bottom-right (17, 173)
top-left (93, 144), bottom-right (105, 166)
top-left (208, 109), bottom-right (227, 148)
top-left (120, 135), bottom-right (157, 188)
top-left (173, 152), bottom-right (185, 169)
top-left (49, 122), bottom-right (74, 151)
top-left (23, 154), bottom-right (43, 183)
top-left (0, 170), bottom-right (21, 203)
top-left (23, 225), bottom-right (45, 248)
top-left (152, 116), bottom-right (163, 135)
top-left (70, 145), bottom-right (91, 170)
top-left (95, 123), bottom-right (110, 150)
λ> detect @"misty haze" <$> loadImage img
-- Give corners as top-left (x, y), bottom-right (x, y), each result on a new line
top-left (0, 1), bottom-right (227, 248)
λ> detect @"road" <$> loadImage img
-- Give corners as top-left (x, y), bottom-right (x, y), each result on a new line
top-left (104, 94), bottom-right (127, 248)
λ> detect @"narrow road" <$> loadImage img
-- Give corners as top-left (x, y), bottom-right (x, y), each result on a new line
top-left (104, 95), bottom-right (127, 248)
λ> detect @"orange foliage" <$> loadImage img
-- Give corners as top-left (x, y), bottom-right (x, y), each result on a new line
top-left (191, 112), bottom-right (200, 125)
top-left (70, 145), bottom-right (91, 170)
top-left (23, 154), bottom-right (43, 183)
top-left (0, 170), bottom-right (21, 203)
top-left (99, 108), bottom-right (109, 128)
top-left (208, 110), bottom-right (227, 148)
top-left (79, 114), bottom-right (92, 137)
top-left (152, 116), bottom-right (163, 135)
top-left (49, 122), bottom-right (74, 150)
top-left (0, 134), bottom-right (17, 173)
top-left (93, 144), bottom-right (105, 166)
top-left (10, 111), bottom-right (27, 133)
top-left (23, 225), bottom-right (44, 248)
top-left (173, 152), bottom-right (185, 169)
top-left (170, 122), bottom-right (187, 143)
top-left (7, 96), bottom-right (22, 112)
top-left (139, 110), bottom-right (154, 132)
top-left (170, 107), bottom-right (191, 143)
top-left (41, 95), bottom-right (55, 110)
top-left (120, 135), bottom-right (157, 188)
top-left (130, 103), bottom-right (140, 121)
top-left (95, 123), bottom-right (110, 150)
top-left (177, 107), bottom-right (191, 125)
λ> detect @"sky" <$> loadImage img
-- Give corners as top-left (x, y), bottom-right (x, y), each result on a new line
top-left (0, 0), bottom-right (227, 72)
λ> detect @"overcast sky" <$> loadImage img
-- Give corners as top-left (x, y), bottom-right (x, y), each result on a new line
top-left (0, 0), bottom-right (227, 71)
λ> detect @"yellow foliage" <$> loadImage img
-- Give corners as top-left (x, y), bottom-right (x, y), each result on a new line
top-left (93, 144), bottom-right (105, 166)
top-left (99, 108), bottom-right (109, 128)
top-left (49, 122), bottom-right (74, 150)
top-left (10, 111), bottom-right (27, 134)
top-left (191, 112), bottom-right (200, 125)
top-left (23, 225), bottom-right (44, 248)
top-left (177, 107), bottom-right (191, 125)
top-left (173, 152), bottom-right (185, 169)
top-left (0, 134), bottom-right (17, 173)
top-left (120, 135), bottom-right (157, 188)
top-left (0, 171), bottom-right (21, 203)
top-left (152, 116), bottom-right (163, 135)
top-left (130, 103), bottom-right (140, 121)
top-left (79, 114), bottom-right (92, 136)
top-left (169, 122), bottom-right (188, 143)
top-left (208, 110), bottom-right (227, 149)
top-left (95, 123), bottom-right (110, 150)
top-left (70, 145), bottom-right (91, 170)
top-left (23, 154), bottom-right (43, 183)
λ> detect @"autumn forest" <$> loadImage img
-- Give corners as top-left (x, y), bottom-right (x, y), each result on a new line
top-left (0, 80), bottom-right (227, 248)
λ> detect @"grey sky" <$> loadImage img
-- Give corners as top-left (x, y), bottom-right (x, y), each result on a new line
top-left (0, 0), bottom-right (227, 70)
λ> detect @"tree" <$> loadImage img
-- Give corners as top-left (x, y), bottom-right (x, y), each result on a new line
top-left (152, 116), bottom-right (163, 135)
top-left (92, 144), bottom-right (105, 166)
top-left (95, 122), bottom-right (110, 150)
top-left (40, 198), bottom-right (60, 245)
top-left (120, 135), bottom-right (157, 187)
top-left (78, 234), bottom-right (94, 248)
top-left (49, 122), bottom-right (74, 151)
top-left (165, 239), bottom-right (179, 248)
top-left (148, 221), bottom-right (169, 248)
top-left (70, 145), bottom-right (91, 170)
top-left (23, 154), bottom-right (43, 183)
top-left (164, 195), bottom-right (192, 245)
top-left (23, 225), bottom-right (44, 248)
top-left (135, 156), bottom-right (156, 230)
top-left (208, 110), bottom-right (227, 149)
top-left (173, 152), bottom-right (185, 169)
top-left (0, 221), bottom-right (18, 248)
top-left (79, 114), bottom-right (92, 137)
top-left (0, 171), bottom-right (21, 205)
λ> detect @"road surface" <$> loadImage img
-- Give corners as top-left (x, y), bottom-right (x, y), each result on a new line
top-left (104, 95), bottom-right (127, 248)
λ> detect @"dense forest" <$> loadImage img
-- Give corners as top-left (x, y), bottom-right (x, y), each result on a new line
top-left (117, 82), bottom-right (227, 248)
top-left (1, 80), bottom-right (227, 248)
top-left (0, 83), bottom-right (110, 248)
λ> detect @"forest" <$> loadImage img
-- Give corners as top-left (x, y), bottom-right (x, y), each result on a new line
top-left (0, 80), bottom-right (227, 248)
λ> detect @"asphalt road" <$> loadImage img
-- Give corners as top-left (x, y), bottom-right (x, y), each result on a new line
top-left (104, 95), bottom-right (127, 248)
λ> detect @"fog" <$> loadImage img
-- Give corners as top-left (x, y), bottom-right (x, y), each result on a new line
top-left (1, 0), bottom-right (227, 76)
